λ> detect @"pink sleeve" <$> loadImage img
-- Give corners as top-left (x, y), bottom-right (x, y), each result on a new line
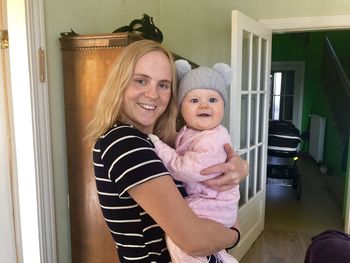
top-left (153, 129), bottom-right (231, 183)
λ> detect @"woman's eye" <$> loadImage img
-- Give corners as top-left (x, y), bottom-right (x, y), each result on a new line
top-left (134, 78), bottom-right (147, 85)
top-left (159, 83), bottom-right (170, 90)
top-left (209, 98), bottom-right (218, 103)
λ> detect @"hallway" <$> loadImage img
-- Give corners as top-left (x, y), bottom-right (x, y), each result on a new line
top-left (240, 154), bottom-right (344, 263)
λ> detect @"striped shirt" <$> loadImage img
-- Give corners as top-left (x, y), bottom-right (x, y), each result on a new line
top-left (93, 123), bottom-right (222, 263)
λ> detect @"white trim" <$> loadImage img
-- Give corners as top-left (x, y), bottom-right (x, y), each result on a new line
top-left (25, 0), bottom-right (57, 261)
top-left (259, 15), bottom-right (350, 33)
top-left (0, 1), bottom-right (18, 258)
top-left (1, 0), bottom-right (19, 261)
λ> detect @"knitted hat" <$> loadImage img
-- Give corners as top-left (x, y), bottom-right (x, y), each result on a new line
top-left (175, 59), bottom-right (232, 107)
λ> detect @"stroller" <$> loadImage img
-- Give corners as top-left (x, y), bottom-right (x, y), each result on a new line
top-left (267, 120), bottom-right (302, 199)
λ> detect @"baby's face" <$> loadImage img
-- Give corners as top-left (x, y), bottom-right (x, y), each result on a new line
top-left (180, 88), bottom-right (224, 131)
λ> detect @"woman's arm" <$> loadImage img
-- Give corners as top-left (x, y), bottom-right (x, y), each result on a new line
top-left (128, 175), bottom-right (239, 257)
top-left (201, 144), bottom-right (249, 191)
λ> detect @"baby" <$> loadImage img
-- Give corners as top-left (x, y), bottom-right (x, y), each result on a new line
top-left (149, 59), bottom-right (240, 263)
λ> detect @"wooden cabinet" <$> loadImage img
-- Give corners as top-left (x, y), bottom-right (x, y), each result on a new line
top-left (59, 32), bottom-right (140, 263)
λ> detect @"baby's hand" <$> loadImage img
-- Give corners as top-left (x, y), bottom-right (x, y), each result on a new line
top-left (148, 134), bottom-right (159, 143)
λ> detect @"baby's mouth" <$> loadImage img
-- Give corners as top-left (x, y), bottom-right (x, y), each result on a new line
top-left (198, 113), bottom-right (210, 117)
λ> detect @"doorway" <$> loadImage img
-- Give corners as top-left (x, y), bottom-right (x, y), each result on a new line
top-left (246, 28), bottom-right (350, 261)
top-left (238, 15), bottom-right (350, 261)
top-left (268, 29), bottom-right (349, 230)
top-left (228, 13), bottom-right (350, 261)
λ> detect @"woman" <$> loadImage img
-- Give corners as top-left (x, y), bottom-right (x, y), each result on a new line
top-left (87, 39), bottom-right (247, 262)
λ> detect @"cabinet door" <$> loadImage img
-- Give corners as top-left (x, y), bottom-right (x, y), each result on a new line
top-left (60, 33), bottom-right (139, 263)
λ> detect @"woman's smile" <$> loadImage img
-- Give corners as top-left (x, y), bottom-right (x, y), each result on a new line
top-left (138, 102), bottom-right (157, 110)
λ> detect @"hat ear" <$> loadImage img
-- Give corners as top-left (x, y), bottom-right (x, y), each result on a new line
top-left (175, 59), bottom-right (192, 80)
top-left (212, 63), bottom-right (232, 87)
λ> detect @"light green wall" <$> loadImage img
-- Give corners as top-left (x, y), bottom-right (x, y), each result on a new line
top-left (160, 0), bottom-right (350, 66)
top-left (43, 1), bottom-right (350, 262)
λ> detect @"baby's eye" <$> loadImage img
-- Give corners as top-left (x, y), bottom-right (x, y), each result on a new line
top-left (190, 98), bottom-right (199, 103)
top-left (209, 97), bottom-right (218, 103)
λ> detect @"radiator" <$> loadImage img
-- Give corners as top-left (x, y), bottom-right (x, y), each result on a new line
top-left (309, 114), bottom-right (326, 163)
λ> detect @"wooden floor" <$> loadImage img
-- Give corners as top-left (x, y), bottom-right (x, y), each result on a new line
top-left (240, 154), bottom-right (344, 263)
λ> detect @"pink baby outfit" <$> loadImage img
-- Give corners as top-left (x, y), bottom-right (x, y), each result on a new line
top-left (153, 125), bottom-right (240, 263)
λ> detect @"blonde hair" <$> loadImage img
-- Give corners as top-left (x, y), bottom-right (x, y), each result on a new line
top-left (86, 40), bottom-right (178, 147)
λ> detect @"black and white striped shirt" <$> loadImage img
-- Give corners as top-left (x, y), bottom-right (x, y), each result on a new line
top-left (93, 123), bottom-right (221, 263)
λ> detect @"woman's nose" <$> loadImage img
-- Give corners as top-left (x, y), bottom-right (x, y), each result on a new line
top-left (144, 85), bottom-right (158, 99)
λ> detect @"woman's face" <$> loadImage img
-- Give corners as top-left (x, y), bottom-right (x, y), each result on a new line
top-left (180, 88), bottom-right (224, 131)
top-left (122, 51), bottom-right (172, 134)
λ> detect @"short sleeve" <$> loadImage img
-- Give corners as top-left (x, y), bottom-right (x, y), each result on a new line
top-left (99, 125), bottom-right (170, 197)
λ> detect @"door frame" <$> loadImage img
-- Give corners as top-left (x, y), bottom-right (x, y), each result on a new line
top-left (1, 0), bottom-right (18, 261)
top-left (260, 15), bottom-right (350, 234)
top-left (5, 0), bottom-right (56, 262)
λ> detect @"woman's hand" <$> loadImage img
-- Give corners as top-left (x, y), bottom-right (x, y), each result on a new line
top-left (201, 144), bottom-right (248, 191)
top-left (128, 175), bottom-right (238, 256)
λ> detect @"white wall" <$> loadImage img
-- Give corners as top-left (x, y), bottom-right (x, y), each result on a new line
top-left (42, 0), bottom-right (350, 262)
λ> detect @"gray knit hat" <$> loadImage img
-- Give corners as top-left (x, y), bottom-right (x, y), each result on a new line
top-left (175, 59), bottom-right (232, 107)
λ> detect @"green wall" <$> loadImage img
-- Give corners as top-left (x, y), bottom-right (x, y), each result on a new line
top-left (272, 31), bottom-right (348, 178)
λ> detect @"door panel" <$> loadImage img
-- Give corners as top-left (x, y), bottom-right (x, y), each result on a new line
top-left (228, 10), bottom-right (272, 260)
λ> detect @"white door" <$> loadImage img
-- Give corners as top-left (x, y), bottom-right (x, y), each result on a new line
top-left (228, 10), bottom-right (272, 260)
